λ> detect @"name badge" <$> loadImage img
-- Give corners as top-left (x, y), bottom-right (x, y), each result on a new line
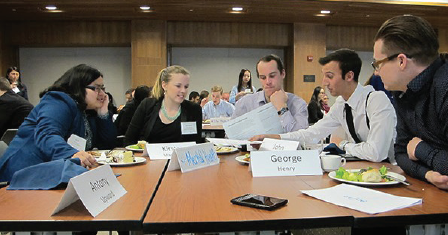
top-left (251, 150), bottom-right (322, 177)
top-left (67, 134), bottom-right (87, 151)
top-left (52, 165), bottom-right (127, 217)
top-left (181, 122), bottom-right (197, 135)
top-left (12, 87), bottom-right (20, 93)
top-left (167, 143), bottom-right (219, 173)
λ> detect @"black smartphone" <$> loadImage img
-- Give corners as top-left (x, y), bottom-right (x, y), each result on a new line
top-left (230, 194), bottom-right (288, 211)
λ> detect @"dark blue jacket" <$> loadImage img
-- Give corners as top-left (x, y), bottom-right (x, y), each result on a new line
top-left (0, 91), bottom-right (116, 182)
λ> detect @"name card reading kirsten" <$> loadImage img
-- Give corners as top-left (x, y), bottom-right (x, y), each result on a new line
top-left (250, 150), bottom-right (322, 177)
top-left (143, 141), bottom-right (196, 159)
top-left (52, 164), bottom-right (127, 217)
top-left (167, 142), bottom-right (219, 173)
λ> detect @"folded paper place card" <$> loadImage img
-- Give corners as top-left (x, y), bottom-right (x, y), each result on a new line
top-left (143, 141), bottom-right (196, 159)
top-left (52, 164), bottom-right (127, 217)
top-left (250, 150), bottom-right (322, 177)
top-left (167, 142), bottom-right (219, 173)
top-left (259, 138), bottom-right (300, 151)
top-left (301, 183), bottom-right (422, 214)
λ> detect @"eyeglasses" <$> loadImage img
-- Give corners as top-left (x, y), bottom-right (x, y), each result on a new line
top-left (371, 53), bottom-right (412, 71)
top-left (86, 85), bottom-right (106, 93)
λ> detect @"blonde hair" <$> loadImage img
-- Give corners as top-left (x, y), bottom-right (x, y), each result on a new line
top-left (152, 65), bottom-right (190, 99)
top-left (210, 85), bottom-right (223, 94)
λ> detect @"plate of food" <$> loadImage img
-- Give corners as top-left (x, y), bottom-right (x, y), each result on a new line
top-left (328, 166), bottom-right (406, 186)
top-left (86, 150), bottom-right (109, 158)
top-left (214, 146), bottom-right (239, 154)
top-left (235, 154), bottom-right (250, 164)
top-left (125, 141), bottom-right (146, 152)
top-left (96, 150), bottom-right (146, 166)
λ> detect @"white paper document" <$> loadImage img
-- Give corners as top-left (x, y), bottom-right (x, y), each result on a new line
top-left (223, 103), bottom-right (283, 140)
top-left (206, 138), bottom-right (261, 147)
top-left (301, 184), bottom-right (422, 214)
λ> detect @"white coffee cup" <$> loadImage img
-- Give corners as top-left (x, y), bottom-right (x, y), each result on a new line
top-left (320, 154), bottom-right (346, 172)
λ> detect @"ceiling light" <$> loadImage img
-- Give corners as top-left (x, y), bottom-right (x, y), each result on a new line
top-left (320, 10), bottom-right (331, 14)
top-left (232, 7), bottom-right (244, 11)
top-left (140, 6), bottom-right (150, 10)
top-left (45, 5), bottom-right (57, 10)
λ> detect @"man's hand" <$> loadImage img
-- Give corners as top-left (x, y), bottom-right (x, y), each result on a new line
top-left (249, 134), bottom-right (281, 141)
top-left (72, 151), bottom-right (97, 169)
top-left (270, 90), bottom-right (288, 111)
top-left (200, 98), bottom-right (208, 107)
top-left (407, 137), bottom-right (422, 161)
top-left (425, 170), bottom-right (448, 190)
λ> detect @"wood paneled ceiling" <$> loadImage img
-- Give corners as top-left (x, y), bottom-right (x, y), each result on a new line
top-left (1, 0), bottom-right (448, 28)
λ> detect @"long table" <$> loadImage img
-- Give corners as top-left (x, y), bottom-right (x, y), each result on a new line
top-left (143, 152), bottom-right (448, 234)
top-left (0, 157), bottom-right (168, 232)
top-left (142, 151), bottom-right (353, 233)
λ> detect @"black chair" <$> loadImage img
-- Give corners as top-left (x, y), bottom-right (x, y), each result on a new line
top-left (0, 141), bottom-right (7, 158)
top-left (1, 129), bottom-right (18, 145)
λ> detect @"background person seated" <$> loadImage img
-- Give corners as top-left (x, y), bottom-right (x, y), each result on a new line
top-left (202, 85), bottom-right (235, 120)
top-left (0, 77), bottom-right (34, 137)
top-left (115, 85), bottom-right (151, 135)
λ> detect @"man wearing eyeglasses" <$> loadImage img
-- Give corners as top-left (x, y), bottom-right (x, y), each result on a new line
top-left (373, 15), bottom-right (448, 190)
top-left (250, 49), bottom-right (397, 163)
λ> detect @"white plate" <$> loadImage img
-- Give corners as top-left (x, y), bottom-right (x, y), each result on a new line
top-left (87, 150), bottom-right (109, 158)
top-left (328, 169), bottom-right (406, 186)
top-left (125, 145), bottom-right (144, 152)
top-left (98, 156), bottom-right (146, 166)
top-left (214, 146), bottom-right (239, 154)
top-left (235, 155), bottom-right (250, 164)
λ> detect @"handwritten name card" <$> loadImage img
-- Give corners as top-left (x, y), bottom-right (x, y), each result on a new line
top-left (52, 164), bottom-right (127, 217)
top-left (167, 143), bottom-right (220, 173)
top-left (250, 150), bottom-right (322, 177)
top-left (259, 138), bottom-right (300, 151)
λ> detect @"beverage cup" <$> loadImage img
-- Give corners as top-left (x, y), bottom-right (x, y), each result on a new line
top-left (320, 154), bottom-right (346, 172)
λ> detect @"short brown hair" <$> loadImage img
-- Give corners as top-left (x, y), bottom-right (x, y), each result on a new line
top-left (374, 15), bottom-right (439, 66)
top-left (0, 77), bottom-right (11, 91)
top-left (210, 85), bottom-right (223, 94)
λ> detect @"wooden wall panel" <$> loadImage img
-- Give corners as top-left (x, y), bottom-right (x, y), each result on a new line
top-left (131, 20), bottom-right (167, 88)
top-left (167, 21), bottom-right (290, 47)
top-left (293, 23), bottom-right (326, 103)
top-left (4, 21), bottom-right (131, 46)
top-left (439, 28), bottom-right (448, 53)
top-left (326, 25), bottom-right (378, 51)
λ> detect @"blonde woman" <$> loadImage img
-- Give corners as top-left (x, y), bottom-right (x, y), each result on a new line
top-left (124, 65), bottom-right (202, 145)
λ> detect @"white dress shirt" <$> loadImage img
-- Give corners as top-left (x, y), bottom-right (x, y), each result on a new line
top-left (280, 84), bottom-right (397, 162)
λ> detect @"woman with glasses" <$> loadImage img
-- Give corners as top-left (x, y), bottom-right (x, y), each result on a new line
top-left (0, 64), bottom-right (116, 183)
top-left (124, 65), bottom-right (202, 145)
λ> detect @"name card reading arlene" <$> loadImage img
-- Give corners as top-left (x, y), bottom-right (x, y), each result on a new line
top-left (52, 165), bottom-right (127, 217)
top-left (259, 138), bottom-right (300, 151)
top-left (143, 141), bottom-right (196, 159)
top-left (250, 150), bottom-right (322, 177)
top-left (167, 142), bottom-right (219, 173)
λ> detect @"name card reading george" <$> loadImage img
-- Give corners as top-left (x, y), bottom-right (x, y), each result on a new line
top-left (251, 150), bottom-right (322, 177)
top-left (167, 142), bottom-right (220, 173)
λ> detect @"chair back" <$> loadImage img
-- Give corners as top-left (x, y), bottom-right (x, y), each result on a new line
top-left (0, 141), bottom-right (7, 158)
top-left (1, 129), bottom-right (18, 145)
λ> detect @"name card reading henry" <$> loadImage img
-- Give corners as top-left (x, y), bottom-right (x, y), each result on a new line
top-left (167, 142), bottom-right (219, 173)
top-left (250, 150), bottom-right (322, 177)
top-left (143, 141), bottom-right (196, 159)
top-left (52, 164), bottom-right (127, 217)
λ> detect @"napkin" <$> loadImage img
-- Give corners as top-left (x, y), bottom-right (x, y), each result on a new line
top-left (301, 183), bottom-right (422, 214)
top-left (8, 158), bottom-right (87, 190)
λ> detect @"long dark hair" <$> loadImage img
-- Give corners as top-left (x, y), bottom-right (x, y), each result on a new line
top-left (310, 86), bottom-right (322, 103)
top-left (133, 85), bottom-right (151, 106)
top-left (39, 64), bottom-right (103, 110)
top-left (6, 66), bottom-right (23, 85)
top-left (237, 69), bottom-right (253, 92)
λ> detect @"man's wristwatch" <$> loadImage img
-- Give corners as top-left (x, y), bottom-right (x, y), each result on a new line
top-left (277, 107), bottom-right (289, 115)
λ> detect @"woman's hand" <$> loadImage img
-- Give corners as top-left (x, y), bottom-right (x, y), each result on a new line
top-left (97, 92), bottom-right (109, 116)
top-left (407, 137), bottom-right (422, 161)
top-left (72, 151), bottom-right (97, 169)
top-left (235, 91), bottom-right (247, 101)
top-left (425, 170), bottom-right (448, 190)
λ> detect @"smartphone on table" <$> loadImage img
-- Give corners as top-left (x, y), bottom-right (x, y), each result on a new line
top-left (231, 193), bottom-right (288, 211)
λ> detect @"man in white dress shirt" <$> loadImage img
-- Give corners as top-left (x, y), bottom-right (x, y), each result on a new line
top-left (250, 49), bottom-right (397, 162)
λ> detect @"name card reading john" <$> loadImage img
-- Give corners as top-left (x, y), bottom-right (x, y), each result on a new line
top-left (167, 142), bottom-right (219, 173)
top-left (259, 138), bottom-right (300, 151)
top-left (52, 164), bottom-right (127, 217)
top-left (250, 150), bottom-right (322, 177)
top-left (143, 141), bottom-right (196, 159)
